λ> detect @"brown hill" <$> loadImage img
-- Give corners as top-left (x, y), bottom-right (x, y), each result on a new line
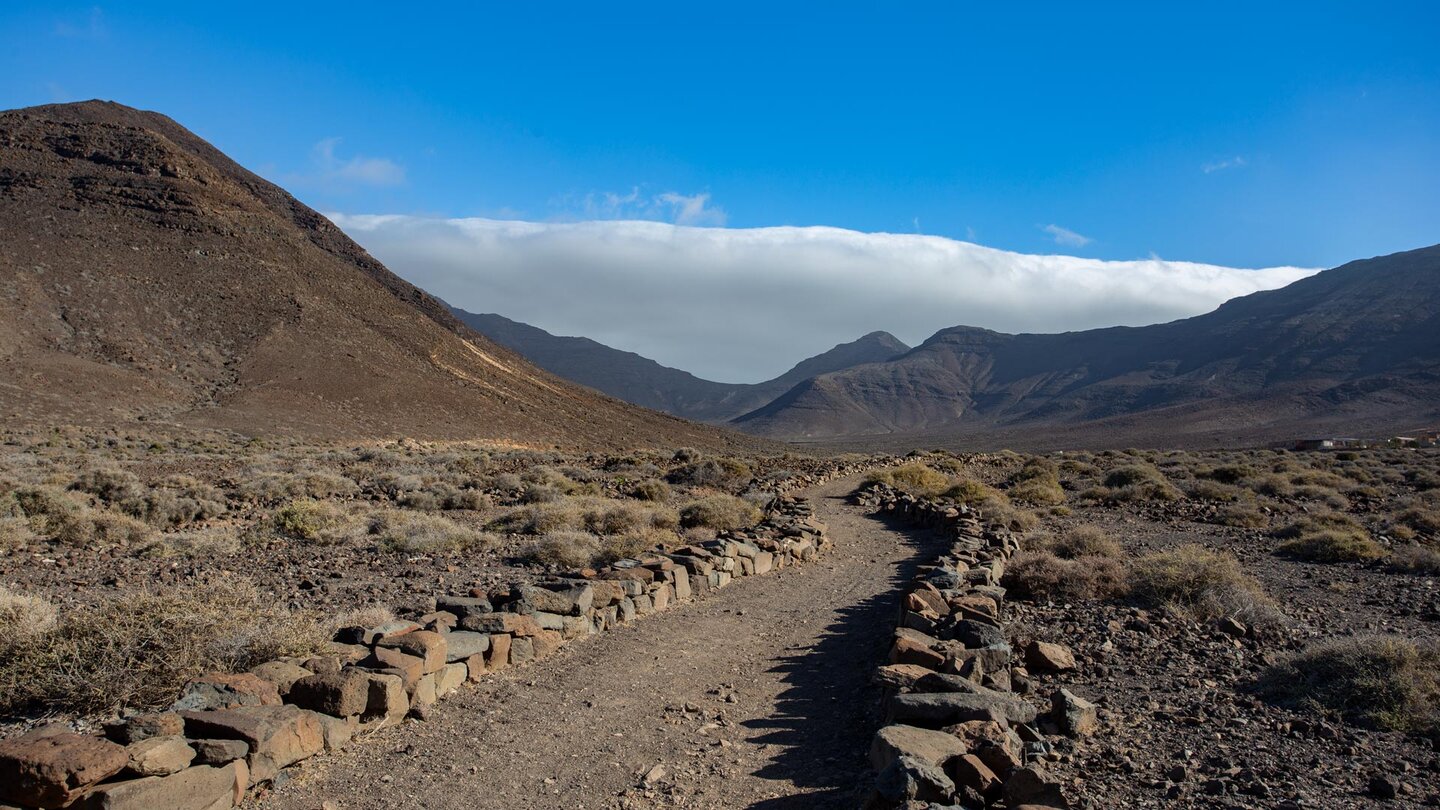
top-left (0, 100), bottom-right (758, 450)
top-left (456, 309), bottom-right (908, 421)
top-left (736, 244), bottom-right (1440, 447)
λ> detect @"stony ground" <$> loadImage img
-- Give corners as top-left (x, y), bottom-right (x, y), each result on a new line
top-left (255, 474), bottom-right (936, 809)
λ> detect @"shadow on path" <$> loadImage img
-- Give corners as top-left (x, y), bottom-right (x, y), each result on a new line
top-left (744, 490), bottom-right (943, 809)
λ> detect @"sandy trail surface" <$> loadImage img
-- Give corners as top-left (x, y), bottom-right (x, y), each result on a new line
top-left (257, 474), bottom-right (931, 809)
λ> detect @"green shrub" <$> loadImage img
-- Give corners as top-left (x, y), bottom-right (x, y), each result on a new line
top-left (1257, 636), bottom-right (1440, 735)
top-left (1129, 545), bottom-right (1282, 627)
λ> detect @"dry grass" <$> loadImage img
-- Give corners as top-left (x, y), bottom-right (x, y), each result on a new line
top-left (866, 463), bottom-right (953, 498)
top-left (631, 479), bottom-right (672, 502)
top-left (679, 494), bottom-right (762, 531)
top-left (1274, 511), bottom-right (1385, 562)
top-left (530, 530), bottom-right (601, 568)
top-left (1002, 551), bottom-right (1128, 602)
top-left (1129, 545), bottom-right (1283, 627)
top-left (0, 578), bottom-right (328, 714)
top-left (1032, 525), bottom-right (1121, 559)
top-left (369, 511), bottom-right (495, 554)
top-left (273, 499), bottom-right (351, 543)
top-left (1258, 636), bottom-right (1440, 735)
top-left (1387, 545), bottom-right (1440, 575)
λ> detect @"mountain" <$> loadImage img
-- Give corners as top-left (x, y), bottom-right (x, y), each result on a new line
top-left (0, 100), bottom-right (758, 450)
top-left (455, 309), bottom-right (909, 422)
top-left (735, 244), bottom-right (1440, 446)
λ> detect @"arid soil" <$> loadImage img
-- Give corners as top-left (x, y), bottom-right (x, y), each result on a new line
top-left (254, 474), bottom-right (933, 809)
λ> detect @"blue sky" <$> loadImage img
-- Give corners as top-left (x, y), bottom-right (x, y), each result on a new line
top-left (4, 2), bottom-right (1438, 269)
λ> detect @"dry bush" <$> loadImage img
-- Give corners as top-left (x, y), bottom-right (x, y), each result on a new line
top-left (866, 463), bottom-right (953, 498)
top-left (1274, 511), bottom-right (1384, 563)
top-left (0, 578), bottom-right (328, 714)
top-left (1248, 473), bottom-right (1295, 498)
top-left (600, 528), bottom-right (675, 564)
top-left (70, 467), bottom-right (144, 502)
top-left (55, 508), bottom-right (153, 548)
top-left (1186, 480), bottom-right (1247, 503)
top-left (273, 499), bottom-right (350, 544)
top-left (10, 485), bottom-right (86, 536)
top-left (1033, 525), bottom-right (1122, 559)
top-left (0, 516), bottom-right (35, 550)
top-left (631, 479), bottom-right (672, 502)
top-left (1390, 499), bottom-right (1440, 538)
top-left (119, 477), bottom-right (228, 528)
top-left (498, 500), bottom-right (586, 534)
top-left (1008, 459), bottom-right (1066, 506)
top-left (1002, 551), bottom-right (1128, 602)
top-left (1212, 504), bottom-right (1269, 528)
top-left (1291, 485), bottom-right (1349, 510)
top-left (679, 495), bottom-right (762, 531)
top-left (1129, 545), bottom-right (1283, 627)
top-left (332, 604), bottom-right (394, 632)
top-left (134, 527), bottom-right (242, 559)
top-left (0, 585), bottom-right (58, 641)
top-left (530, 530), bottom-right (601, 568)
top-left (1196, 464), bottom-right (1255, 485)
top-left (1257, 636), bottom-right (1440, 735)
top-left (369, 512), bottom-right (494, 554)
top-left (667, 458), bottom-right (753, 492)
top-left (1388, 545), bottom-right (1440, 576)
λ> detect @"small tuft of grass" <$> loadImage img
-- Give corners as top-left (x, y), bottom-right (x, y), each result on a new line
top-left (530, 530), bottom-right (601, 568)
top-left (1031, 525), bottom-right (1121, 559)
top-left (679, 495), bottom-right (762, 531)
top-left (369, 511), bottom-right (494, 554)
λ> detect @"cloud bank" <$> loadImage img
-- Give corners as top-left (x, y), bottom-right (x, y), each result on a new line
top-left (332, 215), bottom-right (1319, 383)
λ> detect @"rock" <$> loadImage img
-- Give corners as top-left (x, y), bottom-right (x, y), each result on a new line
top-left (442, 631), bottom-right (490, 662)
top-left (1217, 617), bottom-right (1248, 638)
top-left (509, 636), bottom-right (536, 666)
top-left (875, 664), bottom-right (938, 690)
top-left (249, 660), bottom-right (316, 695)
top-left (410, 673), bottom-right (438, 707)
top-left (1369, 774), bottom-right (1398, 800)
top-left (180, 705), bottom-right (325, 785)
top-left (364, 647), bottom-right (424, 687)
top-left (376, 630), bottom-right (448, 674)
top-left (104, 713), bottom-right (184, 745)
top-left (641, 763), bottom-right (667, 785)
top-left (486, 634), bottom-right (512, 671)
top-left (190, 739), bottom-right (249, 766)
top-left (892, 637), bottom-right (946, 670)
top-left (172, 672), bottom-right (282, 712)
top-left (0, 731), bottom-right (128, 808)
top-left (950, 620), bottom-right (1006, 649)
top-left (945, 720), bottom-right (1023, 773)
top-left (315, 714), bottom-right (355, 752)
top-left (1024, 641), bottom-right (1076, 673)
top-left (435, 662), bottom-right (467, 697)
top-left (947, 753), bottom-right (1002, 800)
top-left (874, 754), bottom-right (955, 803)
top-left (869, 724), bottom-right (968, 772)
top-left (362, 673), bottom-right (407, 726)
top-left (1051, 689), bottom-right (1098, 737)
top-left (286, 671), bottom-right (370, 718)
top-left (125, 736), bottom-right (195, 777)
top-left (83, 762), bottom-right (243, 810)
top-left (889, 691), bottom-right (1038, 727)
top-left (1003, 765), bottom-right (1068, 808)
top-left (457, 612), bottom-right (541, 636)
top-left (434, 595), bottom-right (493, 619)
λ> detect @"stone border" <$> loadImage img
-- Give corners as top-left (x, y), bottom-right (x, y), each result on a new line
top-left (0, 494), bottom-right (840, 810)
top-left (855, 483), bottom-right (1092, 809)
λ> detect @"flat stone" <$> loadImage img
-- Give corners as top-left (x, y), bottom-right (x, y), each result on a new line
top-left (434, 595), bottom-right (493, 619)
top-left (172, 672), bottom-right (281, 712)
top-left (874, 664), bottom-right (937, 690)
top-left (249, 661), bottom-right (315, 696)
top-left (364, 647), bottom-right (424, 687)
top-left (376, 630), bottom-right (447, 674)
top-left (435, 662), bottom-right (467, 697)
top-left (891, 636), bottom-right (945, 670)
top-left (285, 671), bottom-right (370, 718)
top-left (0, 731), bottom-right (128, 808)
top-left (873, 754), bottom-right (955, 803)
top-left (179, 705), bottom-right (324, 785)
top-left (83, 762), bottom-right (241, 810)
top-left (1003, 765), bottom-right (1069, 808)
top-left (509, 636), bottom-right (535, 666)
top-left (1025, 641), bottom-right (1076, 673)
top-left (443, 631), bottom-right (491, 662)
top-left (125, 736), bottom-right (195, 777)
top-left (457, 612), bottom-right (541, 636)
top-left (888, 692), bottom-right (1038, 727)
top-left (361, 673), bottom-right (407, 726)
top-left (869, 724), bottom-right (968, 772)
top-left (104, 713), bottom-right (184, 745)
top-left (190, 739), bottom-right (249, 767)
top-left (486, 634), bottom-right (512, 671)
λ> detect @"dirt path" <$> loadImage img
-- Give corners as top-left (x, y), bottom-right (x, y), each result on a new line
top-left (256, 474), bottom-right (931, 809)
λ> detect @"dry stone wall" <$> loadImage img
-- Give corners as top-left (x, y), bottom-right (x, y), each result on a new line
top-left (856, 483), bottom-right (1091, 810)
top-left (0, 496), bottom-right (835, 810)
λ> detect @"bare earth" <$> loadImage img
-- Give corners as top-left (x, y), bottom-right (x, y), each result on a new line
top-left (257, 474), bottom-right (927, 810)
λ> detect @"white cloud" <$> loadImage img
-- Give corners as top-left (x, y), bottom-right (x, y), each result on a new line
top-left (1202, 156), bottom-right (1247, 174)
top-left (309, 138), bottom-right (405, 187)
top-left (329, 215), bottom-right (1320, 383)
top-left (655, 192), bottom-right (726, 226)
top-left (560, 187), bottom-right (725, 225)
top-left (1042, 223), bottom-right (1092, 247)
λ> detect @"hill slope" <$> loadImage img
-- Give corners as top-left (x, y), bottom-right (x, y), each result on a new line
top-left (0, 100), bottom-right (756, 450)
top-left (456, 309), bottom-right (908, 421)
top-left (735, 244), bottom-right (1440, 445)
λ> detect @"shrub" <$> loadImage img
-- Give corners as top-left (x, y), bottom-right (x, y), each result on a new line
top-left (0, 586), bottom-right (58, 642)
top-left (0, 516), bottom-right (34, 550)
top-left (369, 512), bottom-right (494, 554)
top-left (631, 479), bottom-right (672, 502)
top-left (1212, 504), bottom-right (1269, 529)
top-left (530, 530), bottom-right (601, 568)
top-left (599, 528), bottom-right (674, 564)
top-left (1033, 525), bottom-right (1122, 559)
top-left (1388, 545), bottom-right (1440, 576)
top-left (679, 495), bottom-right (762, 531)
top-left (667, 458), bottom-right (753, 491)
top-left (274, 499), bottom-right (349, 543)
top-left (1391, 503), bottom-right (1440, 537)
top-left (332, 604), bottom-right (395, 632)
top-left (1277, 531), bottom-right (1386, 563)
top-left (1129, 545), bottom-right (1282, 627)
top-left (70, 467), bottom-right (143, 502)
top-left (1257, 636), bottom-right (1440, 735)
top-left (133, 528), bottom-right (242, 559)
top-left (1002, 551), bottom-right (1128, 602)
top-left (0, 578), bottom-right (327, 714)
top-left (867, 463), bottom-right (953, 497)
top-left (497, 501), bottom-right (586, 534)
top-left (1186, 480), bottom-right (1247, 503)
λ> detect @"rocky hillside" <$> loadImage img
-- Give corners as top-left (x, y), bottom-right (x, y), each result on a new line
top-left (735, 244), bottom-right (1440, 445)
top-left (0, 100), bottom-right (756, 450)
top-left (457, 309), bottom-right (909, 422)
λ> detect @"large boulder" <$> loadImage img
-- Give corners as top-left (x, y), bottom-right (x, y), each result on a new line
top-left (873, 754), bottom-right (955, 803)
top-left (0, 731), bottom-right (128, 808)
top-left (869, 724), bottom-right (967, 772)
